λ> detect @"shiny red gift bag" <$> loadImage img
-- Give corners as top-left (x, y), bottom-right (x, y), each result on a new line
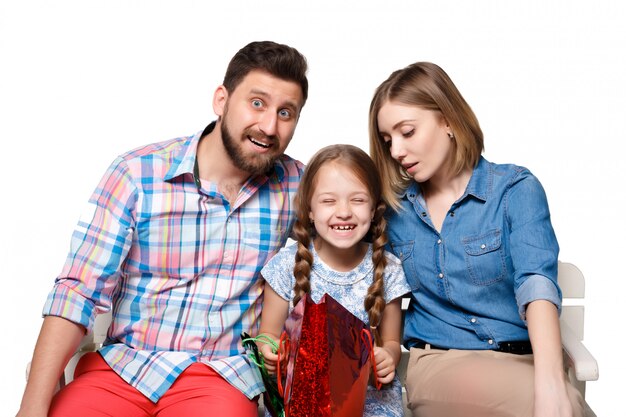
top-left (278, 293), bottom-right (374, 417)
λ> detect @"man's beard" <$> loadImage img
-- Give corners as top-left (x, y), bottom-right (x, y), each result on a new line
top-left (221, 115), bottom-right (279, 177)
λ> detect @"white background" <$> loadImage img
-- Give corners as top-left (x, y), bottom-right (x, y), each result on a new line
top-left (1, 1), bottom-right (624, 416)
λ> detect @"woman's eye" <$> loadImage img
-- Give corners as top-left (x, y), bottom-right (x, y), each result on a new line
top-left (402, 129), bottom-right (415, 138)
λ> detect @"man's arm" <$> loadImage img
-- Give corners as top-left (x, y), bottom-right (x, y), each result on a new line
top-left (16, 316), bottom-right (85, 417)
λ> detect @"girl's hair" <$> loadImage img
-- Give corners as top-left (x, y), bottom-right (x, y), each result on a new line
top-left (292, 144), bottom-right (388, 345)
top-left (369, 62), bottom-right (484, 210)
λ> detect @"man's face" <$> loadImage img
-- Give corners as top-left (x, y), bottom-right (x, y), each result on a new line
top-left (215, 70), bottom-right (304, 176)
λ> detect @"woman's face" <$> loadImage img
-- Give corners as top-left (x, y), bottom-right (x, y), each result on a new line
top-left (377, 101), bottom-right (453, 184)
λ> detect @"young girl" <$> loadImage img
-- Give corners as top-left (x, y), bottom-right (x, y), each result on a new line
top-left (258, 144), bottom-right (410, 417)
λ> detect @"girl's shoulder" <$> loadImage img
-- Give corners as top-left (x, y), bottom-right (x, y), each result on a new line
top-left (383, 249), bottom-right (402, 264)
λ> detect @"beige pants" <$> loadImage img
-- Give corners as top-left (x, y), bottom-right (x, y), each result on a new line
top-left (404, 347), bottom-right (585, 417)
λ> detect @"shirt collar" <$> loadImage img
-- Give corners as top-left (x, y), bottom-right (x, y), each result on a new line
top-left (463, 156), bottom-right (490, 202)
top-left (164, 121), bottom-right (286, 185)
top-left (401, 156), bottom-right (490, 202)
top-left (163, 126), bottom-right (206, 183)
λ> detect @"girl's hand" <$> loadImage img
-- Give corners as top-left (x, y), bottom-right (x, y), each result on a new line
top-left (259, 341), bottom-right (279, 374)
top-left (373, 346), bottom-right (396, 384)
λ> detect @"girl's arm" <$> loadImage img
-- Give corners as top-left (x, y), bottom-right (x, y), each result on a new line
top-left (526, 299), bottom-right (574, 417)
top-left (258, 281), bottom-right (289, 374)
top-left (373, 298), bottom-right (403, 384)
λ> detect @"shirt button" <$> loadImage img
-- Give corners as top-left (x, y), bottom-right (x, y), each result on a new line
top-left (421, 212), bottom-right (427, 217)
top-left (449, 211), bottom-right (455, 217)
top-left (438, 273), bottom-right (444, 279)
top-left (480, 244), bottom-right (486, 249)
top-left (488, 339), bottom-right (494, 345)
top-left (470, 318), bottom-right (477, 323)
top-left (437, 239), bottom-right (442, 244)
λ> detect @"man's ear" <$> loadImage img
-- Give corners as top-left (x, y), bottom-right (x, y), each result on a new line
top-left (213, 85), bottom-right (228, 117)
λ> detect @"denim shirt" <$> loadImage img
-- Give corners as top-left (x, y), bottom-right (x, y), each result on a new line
top-left (387, 157), bottom-right (561, 350)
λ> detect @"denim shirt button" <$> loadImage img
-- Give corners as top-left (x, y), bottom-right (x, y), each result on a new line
top-left (437, 239), bottom-right (442, 244)
top-left (488, 339), bottom-right (494, 345)
top-left (449, 211), bottom-right (455, 217)
top-left (480, 244), bottom-right (486, 249)
top-left (470, 318), bottom-right (477, 323)
top-left (421, 212), bottom-right (427, 217)
top-left (438, 273), bottom-right (444, 279)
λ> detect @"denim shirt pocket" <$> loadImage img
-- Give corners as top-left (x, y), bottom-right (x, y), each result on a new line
top-left (462, 229), bottom-right (506, 286)
top-left (389, 241), bottom-right (420, 291)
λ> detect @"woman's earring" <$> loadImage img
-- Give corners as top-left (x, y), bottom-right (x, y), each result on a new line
top-left (448, 131), bottom-right (455, 140)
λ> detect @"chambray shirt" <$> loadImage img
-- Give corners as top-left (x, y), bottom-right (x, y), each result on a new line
top-left (43, 122), bottom-right (304, 402)
top-left (387, 157), bottom-right (561, 350)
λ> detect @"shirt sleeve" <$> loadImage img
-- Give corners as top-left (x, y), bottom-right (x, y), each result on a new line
top-left (382, 251), bottom-right (411, 303)
top-left (260, 246), bottom-right (296, 301)
top-left (506, 169), bottom-right (562, 319)
top-left (42, 156), bottom-right (137, 330)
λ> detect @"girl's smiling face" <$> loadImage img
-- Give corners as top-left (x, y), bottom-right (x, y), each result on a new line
top-left (309, 162), bottom-right (374, 258)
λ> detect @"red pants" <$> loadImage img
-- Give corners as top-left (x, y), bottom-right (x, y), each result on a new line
top-left (49, 352), bottom-right (259, 417)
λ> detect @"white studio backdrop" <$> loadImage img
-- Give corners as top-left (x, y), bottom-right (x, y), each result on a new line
top-left (1, 1), bottom-right (624, 416)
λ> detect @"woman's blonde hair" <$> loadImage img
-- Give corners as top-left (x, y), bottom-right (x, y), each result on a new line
top-left (369, 62), bottom-right (484, 209)
top-left (292, 144), bottom-right (388, 345)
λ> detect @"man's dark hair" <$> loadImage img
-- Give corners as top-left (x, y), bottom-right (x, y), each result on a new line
top-left (223, 41), bottom-right (308, 105)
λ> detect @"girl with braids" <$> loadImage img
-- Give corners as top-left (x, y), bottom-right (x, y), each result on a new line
top-left (258, 144), bottom-right (410, 417)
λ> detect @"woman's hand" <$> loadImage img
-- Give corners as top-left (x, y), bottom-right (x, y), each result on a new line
top-left (527, 300), bottom-right (577, 417)
top-left (373, 346), bottom-right (396, 384)
top-left (533, 377), bottom-right (574, 417)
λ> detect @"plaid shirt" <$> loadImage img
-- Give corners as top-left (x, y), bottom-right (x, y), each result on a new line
top-left (43, 123), bottom-right (304, 402)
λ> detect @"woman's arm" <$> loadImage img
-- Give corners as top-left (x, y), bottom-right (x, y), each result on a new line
top-left (526, 299), bottom-right (574, 417)
top-left (373, 298), bottom-right (403, 384)
top-left (258, 281), bottom-right (289, 374)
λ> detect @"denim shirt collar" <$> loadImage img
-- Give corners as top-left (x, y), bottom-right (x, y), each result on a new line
top-left (402, 156), bottom-right (491, 203)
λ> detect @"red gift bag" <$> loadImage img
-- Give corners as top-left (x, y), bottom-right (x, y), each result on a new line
top-left (278, 293), bottom-right (374, 417)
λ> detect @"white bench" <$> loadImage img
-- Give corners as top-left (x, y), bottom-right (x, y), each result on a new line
top-left (28, 262), bottom-right (597, 416)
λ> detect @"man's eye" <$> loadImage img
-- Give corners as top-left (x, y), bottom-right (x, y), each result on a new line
top-left (278, 109), bottom-right (291, 119)
top-left (251, 99), bottom-right (263, 108)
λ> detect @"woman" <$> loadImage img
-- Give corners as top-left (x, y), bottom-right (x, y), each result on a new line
top-left (368, 62), bottom-right (584, 417)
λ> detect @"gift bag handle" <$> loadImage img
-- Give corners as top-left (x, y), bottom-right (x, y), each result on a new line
top-left (276, 330), bottom-right (290, 398)
top-left (361, 328), bottom-right (382, 390)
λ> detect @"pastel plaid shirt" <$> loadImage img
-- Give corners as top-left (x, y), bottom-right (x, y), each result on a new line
top-left (43, 123), bottom-right (304, 402)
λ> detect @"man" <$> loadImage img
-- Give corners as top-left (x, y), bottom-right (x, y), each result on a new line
top-left (17, 41), bottom-right (308, 417)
